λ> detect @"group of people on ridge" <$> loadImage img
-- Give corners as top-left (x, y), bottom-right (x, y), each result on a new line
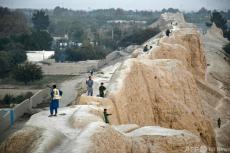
top-left (48, 70), bottom-right (111, 123)
top-left (86, 76), bottom-right (106, 98)
top-left (143, 45), bottom-right (152, 52)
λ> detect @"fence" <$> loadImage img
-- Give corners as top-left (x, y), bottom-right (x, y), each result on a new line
top-left (0, 109), bottom-right (14, 134)
top-left (0, 88), bottom-right (50, 134)
top-left (30, 88), bottom-right (50, 108)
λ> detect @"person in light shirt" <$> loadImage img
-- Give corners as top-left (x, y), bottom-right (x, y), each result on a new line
top-left (86, 76), bottom-right (94, 96)
top-left (49, 85), bottom-right (63, 117)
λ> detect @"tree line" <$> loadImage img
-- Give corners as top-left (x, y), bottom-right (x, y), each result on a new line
top-left (1, 6), bottom-right (229, 84)
top-left (0, 7), bottom-right (53, 84)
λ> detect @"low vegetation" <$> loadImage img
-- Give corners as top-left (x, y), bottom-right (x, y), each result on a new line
top-left (12, 62), bottom-right (43, 85)
top-left (223, 43), bottom-right (230, 55)
top-left (118, 28), bottom-right (160, 47)
top-left (185, 8), bottom-right (230, 41)
top-left (0, 92), bottom-right (33, 108)
top-left (0, 7), bottom-right (53, 79)
top-left (55, 44), bottom-right (110, 62)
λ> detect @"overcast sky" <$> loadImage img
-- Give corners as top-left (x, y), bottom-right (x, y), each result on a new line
top-left (0, 0), bottom-right (229, 11)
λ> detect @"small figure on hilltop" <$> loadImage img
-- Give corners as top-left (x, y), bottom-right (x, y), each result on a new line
top-left (143, 45), bottom-right (148, 52)
top-left (90, 70), bottom-right (94, 76)
top-left (99, 82), bottom-right (106, 98)
top-left (217, 118), bottom-right (221, 128)
top-left (103, 108), bottom-right (112, 124)
top-left (86, 76), bottom-right (94, 96)
top-left (166, 29), bottom-right (171, 37)
top-left (49, 85), bottom-right (63, 117)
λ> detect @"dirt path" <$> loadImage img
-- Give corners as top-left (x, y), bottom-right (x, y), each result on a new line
top-left (59, 75), bottom-right (85, 107)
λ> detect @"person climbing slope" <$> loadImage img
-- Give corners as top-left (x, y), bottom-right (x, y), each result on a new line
top-left (90, 70), bottom-right (94, 76)
top-left (166, 29), bottom-right (171, 36)
top-left (86, 76), bottom-right (94, 96)
top-left (103, 109), bottom-right (112, 124)
top-left (49, 85), bottom-right (63, 117)
top-left (143, 45), bottom-right (148, 52)
top-left (217, 118), bottom-right (221, 128)
top-left (99, 82), bottom-right (106, 97)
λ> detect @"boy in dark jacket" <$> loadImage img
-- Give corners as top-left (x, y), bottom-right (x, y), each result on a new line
top-left (99, 82), bottom-right (106, 97)
top-left (103, 109), bottom-right (112, 124)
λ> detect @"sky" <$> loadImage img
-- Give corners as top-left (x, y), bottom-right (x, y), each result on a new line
top-left (0, 0), bottom-right (229, 11)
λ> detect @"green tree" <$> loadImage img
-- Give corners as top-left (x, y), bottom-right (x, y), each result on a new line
top-left (223, 30), bottom-right (230, 41)
top-left (63, 44), bottom-right (108, 62)
top-left (48, 21), bottom-right (69, 36)
top-left (0, 50), bottom-right (26, 78)
top-left (69, 21), bottom-right (85, 42)
top-left (12, 30), bottom-right (53, 50)
top-left (9, 50), bottom-right (27, 65)
top-left (30, 30), bottom-right (53, 50)
top-left (223, 43), bottom-right (230, 55)
top-left (32, 10), bottom-right (49, 31)
top-left (118, 28), bottom-right (160, 47)
top-left (210, 11), bottom-right (230, 40)
top-left (211, 11), bottom-right (227, 32)
top-left (12, 62), bottom-right (43, 85)
top-left (2, 94), bottom-right (14, 105)
top-left (0, 51), bottom-right (11, 77)
top-left (0, 7), bottom-right (29, 38)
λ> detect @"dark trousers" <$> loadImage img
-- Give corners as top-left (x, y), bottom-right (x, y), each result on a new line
top-left (50, 107), bottom-right (57, 115)
top-left (50, 99), bottom-right (59, 115)
top-left (99, 92), bottom-right (104, 97)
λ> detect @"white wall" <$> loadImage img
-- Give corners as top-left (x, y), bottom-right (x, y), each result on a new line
top-left (0, 88), bottom-right (50, 133)
top-left (26, 51), bottom-right (55, 62)
top-left (0, 110), bottom-right (11, 134)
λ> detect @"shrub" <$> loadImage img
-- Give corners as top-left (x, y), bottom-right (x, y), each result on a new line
top-left (0, 92), bottom-right (34, 106)
top-left (223, 43), bottom-right (230, 55)
top-left (12, 62), bottom-right (43, 85)
top-left (2, 94), bottom-right (14, 105)
top-left (118, 28), bottom-right (160, 47)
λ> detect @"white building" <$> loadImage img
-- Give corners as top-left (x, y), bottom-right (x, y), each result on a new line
top-left (26, 50), bottom-right (55, 62)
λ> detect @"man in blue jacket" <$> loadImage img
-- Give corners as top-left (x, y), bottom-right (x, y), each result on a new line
top-left (86, 76), bottom-right (94, 96)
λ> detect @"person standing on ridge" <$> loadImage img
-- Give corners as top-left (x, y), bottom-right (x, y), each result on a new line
top-left (143, 45), bottom-right (148, 52)
top-left (49, 85), bottom-right (63, 117)
top-left (217, 118), bottom-right (221, 128)
top-left (99, 82), bottom-right (106, 98)
top-left (166, 29), bottom-right (170, 36)
top-left (86, 76), bottom-right (94, 96)
top-left (103, 109), bottom-right (112, 124)
top-left (90, 70), bottom-right (93, 76)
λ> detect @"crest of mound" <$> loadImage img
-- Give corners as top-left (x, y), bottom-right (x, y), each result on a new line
top-left (107, 58), bottom-right (216, 148)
